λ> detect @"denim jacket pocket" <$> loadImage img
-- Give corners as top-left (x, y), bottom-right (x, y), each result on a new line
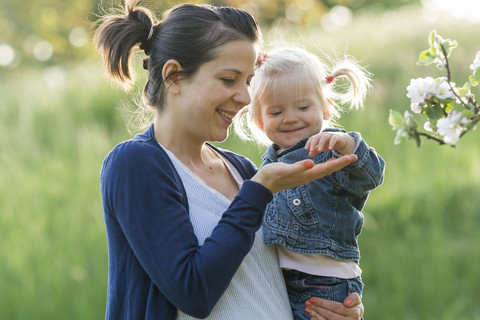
top-left (286, 186), bottom-right (319, 225)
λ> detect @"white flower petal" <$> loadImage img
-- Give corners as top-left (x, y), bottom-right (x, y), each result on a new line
top-left (470, 51), bottom-right (480, 71)
top-left (411, 102), bottom-right (423, 113)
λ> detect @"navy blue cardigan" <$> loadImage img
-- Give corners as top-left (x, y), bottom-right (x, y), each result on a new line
top-left (100, 124), bottom-right (273, 319)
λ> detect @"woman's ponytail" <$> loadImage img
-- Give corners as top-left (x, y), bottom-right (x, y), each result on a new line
top-left (94, 0), bottom-right (155, 90)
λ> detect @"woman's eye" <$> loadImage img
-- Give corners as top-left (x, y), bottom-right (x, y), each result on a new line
top-left (222, 78), bottom-right (235, 85)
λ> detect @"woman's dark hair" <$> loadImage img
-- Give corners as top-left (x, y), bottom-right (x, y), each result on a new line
top-left (94, 0), bottom-right (261, 110)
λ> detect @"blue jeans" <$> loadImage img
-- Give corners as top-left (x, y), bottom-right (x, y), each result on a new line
top-left (282, 269), bottom-right (363, 320)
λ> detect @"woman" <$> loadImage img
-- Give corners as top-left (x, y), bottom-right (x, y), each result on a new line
top-left (94, 1), bottom-right (363, 319)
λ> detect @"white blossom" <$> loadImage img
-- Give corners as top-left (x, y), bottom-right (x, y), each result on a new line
top-left (424, 121), bottom-right (435, 132)
top-left (469, 51), bottom-right (480, 72)
top-left (406, 77), bottom-right (455, 105)
top-left (410, 102), bottom-right (422, 114)
top-left (406, 77), bottom-right (435, 104)
top-left (436, 110), bottom-right (468, 145)
top-left (433, 78), bottom-right (456, 100)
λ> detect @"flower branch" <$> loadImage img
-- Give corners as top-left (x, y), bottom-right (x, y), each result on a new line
top-left (438, 41), bottom-right (472, 111)
top-left (389, 30), bottom-right (480, 147)
top-left (418, 132), bottom-right (447, 145)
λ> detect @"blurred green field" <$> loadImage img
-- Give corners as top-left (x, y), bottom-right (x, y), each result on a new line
top-left (1, 5), bottom-right (480, 320)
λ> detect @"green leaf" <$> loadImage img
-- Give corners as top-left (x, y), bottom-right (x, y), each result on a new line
top-left (428, 118), bottom-right (438, 126)
top-left (443, 102), bottom-right (454, 113)
top-left (414, 132), bottom-right (422, 147)
top-left (389, 110), bottom-right (404, 127)
top-left (447, 39), bottom-right (458, 48)
top-left (469, 71), bottom-right (480, 87)
top-left (394, 128), bottom-right (405, 145)
top-left (459, 83), bottom-right (471, 96)
top-left (428, 30), bottom-right (437, 48)
top-left (462, 110), bottom-right (476, 119)
top-left (425, 104), bottom-right (445, 120)
top-left (418, 49), bottom-right (436, 65)
top-left (440, 39), bottom-right (457, 58)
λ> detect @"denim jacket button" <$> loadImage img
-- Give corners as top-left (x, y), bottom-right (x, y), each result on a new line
top-left (293, 198), bottom-right (301, 206)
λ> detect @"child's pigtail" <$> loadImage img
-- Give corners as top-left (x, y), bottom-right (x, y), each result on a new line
top-left (329, 59), bottom-right (371, 111)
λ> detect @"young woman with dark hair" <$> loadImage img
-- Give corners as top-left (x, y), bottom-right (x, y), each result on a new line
top-left (94, 1), bottom-right (363, 319)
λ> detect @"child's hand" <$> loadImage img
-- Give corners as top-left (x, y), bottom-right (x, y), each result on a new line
top-left (305, 132), bottom-right (356, 157)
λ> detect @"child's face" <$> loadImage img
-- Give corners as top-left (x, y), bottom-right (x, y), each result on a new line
top-left (258, 74), bottom-right (327, 151)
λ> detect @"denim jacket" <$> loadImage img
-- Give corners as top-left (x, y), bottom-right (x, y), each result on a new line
top-left (262, 130), bottom-right (385, 262)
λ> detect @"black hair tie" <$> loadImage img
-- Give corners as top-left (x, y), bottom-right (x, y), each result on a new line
top-left (140, 25), bottom-right (154, 56)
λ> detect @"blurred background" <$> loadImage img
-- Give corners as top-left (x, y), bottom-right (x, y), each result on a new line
top-left (1, 0), bottom-right (480, 319)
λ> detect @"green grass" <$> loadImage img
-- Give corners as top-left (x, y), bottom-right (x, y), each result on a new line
top-left (1, 5), bottom-right (480, 319)
top-left (0, 64), bottom-right (129, 319)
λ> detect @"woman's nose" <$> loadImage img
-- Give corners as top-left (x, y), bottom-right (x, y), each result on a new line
top-left (233, 85), bottom-right (251, 107)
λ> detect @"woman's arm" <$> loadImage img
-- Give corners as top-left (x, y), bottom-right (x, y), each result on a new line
top-left (102, 142), bottom-right (272, 318)
top-left (102, 141), bottom-right (356, 317)
top-left (305, 293), bottom-right (364, 320)
top-left (252, 154), bottom-right (358, 194)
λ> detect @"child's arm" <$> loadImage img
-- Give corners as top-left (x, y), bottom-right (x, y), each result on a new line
top-left (305, 131), bottom-right (356, 157)
top-left (306, 131), bottom-right (385, 194)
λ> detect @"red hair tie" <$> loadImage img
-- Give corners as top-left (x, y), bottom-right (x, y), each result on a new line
top-left (257, 52), bottom-right (268, 63)
top-left (326, 75), bottom-right (335, 84)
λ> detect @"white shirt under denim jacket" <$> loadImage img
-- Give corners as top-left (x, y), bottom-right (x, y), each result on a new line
top-left (261, 129), bottom-right (385, 266)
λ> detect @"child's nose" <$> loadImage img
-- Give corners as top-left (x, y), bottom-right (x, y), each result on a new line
top-left (283, 110), bottom-right (298, 123)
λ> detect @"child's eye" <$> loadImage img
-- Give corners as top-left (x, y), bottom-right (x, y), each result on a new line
top-left (299, 105), bottom-right (310, 111)
top-left (271, 111), bottom-right (282, 116)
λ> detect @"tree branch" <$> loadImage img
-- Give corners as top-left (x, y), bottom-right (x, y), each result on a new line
top-left (438, 41), bottom-right (473, 111)
top-left (417, 131), bottom-right (451, 146)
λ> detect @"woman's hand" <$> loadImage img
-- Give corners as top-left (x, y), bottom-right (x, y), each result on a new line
top-left (304, 293), bottom-right (364, 320)
top-left (251, 154), bottom-right (357, 194)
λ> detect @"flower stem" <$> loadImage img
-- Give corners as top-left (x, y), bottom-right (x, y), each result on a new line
top-left (418, 132), bottom-right (451, 146)
top-left (439, 41), bottom-right (472, 111)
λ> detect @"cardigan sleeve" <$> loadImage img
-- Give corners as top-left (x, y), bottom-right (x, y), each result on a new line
top-left (101, 140), bottom-right (272, 318)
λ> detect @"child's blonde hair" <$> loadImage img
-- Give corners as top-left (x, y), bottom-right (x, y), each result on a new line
top-left (234, 45), bottom-right (371, 146)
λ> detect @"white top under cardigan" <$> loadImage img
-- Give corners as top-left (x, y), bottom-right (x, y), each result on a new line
top-left (162, 146), bottom-right (293, 320)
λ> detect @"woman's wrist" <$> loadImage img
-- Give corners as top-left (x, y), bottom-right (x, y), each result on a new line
top-left (250, 170), bottom-right (276, 194)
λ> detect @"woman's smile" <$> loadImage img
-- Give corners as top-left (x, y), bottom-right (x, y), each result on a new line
top-left (217, 109), bottom-right (236, 120)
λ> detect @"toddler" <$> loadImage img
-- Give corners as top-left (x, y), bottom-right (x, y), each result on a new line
top-left (235, 46), bottom-right (385, 319)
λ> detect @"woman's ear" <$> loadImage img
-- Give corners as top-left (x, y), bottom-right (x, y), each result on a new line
top-left (162, 59), bottom-right (182, 95)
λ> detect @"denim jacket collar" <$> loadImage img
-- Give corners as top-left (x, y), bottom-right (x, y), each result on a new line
top-left (262, 128), bottom-right (347, 163)
top-left (262, 137), bottom-right (310, 163)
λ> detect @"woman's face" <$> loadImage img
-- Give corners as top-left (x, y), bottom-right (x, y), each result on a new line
top-left (177, 40), bottom-right (257, 143)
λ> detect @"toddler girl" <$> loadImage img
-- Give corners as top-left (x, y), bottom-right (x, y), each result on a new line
top-left (235, 46), bottom-right (385, 319)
